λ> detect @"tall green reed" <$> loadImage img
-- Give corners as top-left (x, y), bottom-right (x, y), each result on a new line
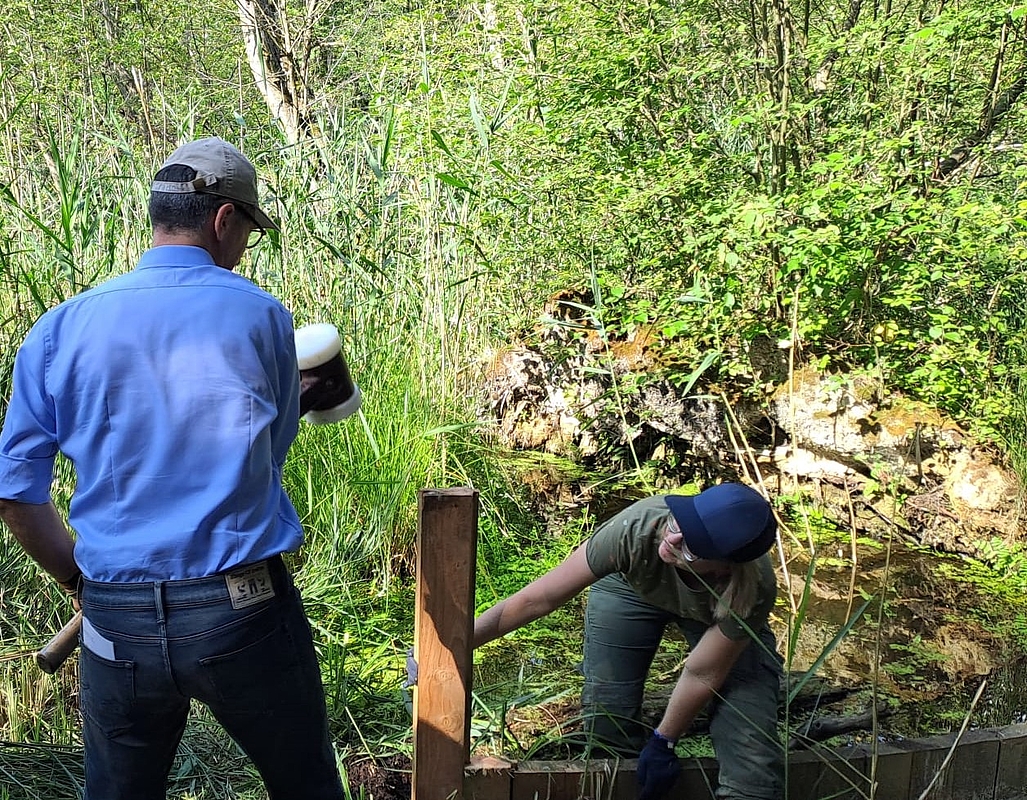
top-left (0, 453), bottom-right (80, 745)
top-left (264, 122), bottom-right (498, 591)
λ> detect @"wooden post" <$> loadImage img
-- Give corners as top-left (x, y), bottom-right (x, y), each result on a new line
top-left (412, 488), bottom-right (479, 800)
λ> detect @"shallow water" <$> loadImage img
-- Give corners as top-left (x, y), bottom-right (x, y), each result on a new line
top-left (780, 538), bottom-right (1027, 736)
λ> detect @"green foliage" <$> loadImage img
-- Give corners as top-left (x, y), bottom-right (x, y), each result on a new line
top-left (0, 0), bottom-right (256, 143)
top-left (1, 0), bottom-right (1027, 788)
top-left (2, 0), bottom-right (1025, 443)
top-left (883, 635), bottom-right (948, 681)
top-left (948, 540), bottom-right (1027, 652)
top-left (998, 376), bottom-right (1027, 494)
top-left (207, 0), bottom-right (1027, 443)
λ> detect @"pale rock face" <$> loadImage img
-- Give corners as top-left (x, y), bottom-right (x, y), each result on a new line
top-left (481, 341), bottom-right (1021, 555)
top-left (945, 451), bottom-right (1017, 512)
top-left (773, 446), bottom-right (854, 479)
top-left (771, 367), bottom-right (886, 454)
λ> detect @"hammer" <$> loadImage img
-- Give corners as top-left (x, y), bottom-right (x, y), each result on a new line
top-left (36, 610), bottom-right (82, 674)
top-left (36, 322), bottom-right (360, 672)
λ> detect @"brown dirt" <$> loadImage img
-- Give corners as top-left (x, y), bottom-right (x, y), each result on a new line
top-left (343, 753), bottom-right (411, 800)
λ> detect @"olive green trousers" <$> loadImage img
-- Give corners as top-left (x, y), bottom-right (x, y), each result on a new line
top-left (582, 573), bottom-right (784, 800)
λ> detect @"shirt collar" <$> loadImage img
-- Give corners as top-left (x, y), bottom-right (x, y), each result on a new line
top-left (136, 245), bottom-right (218, 269)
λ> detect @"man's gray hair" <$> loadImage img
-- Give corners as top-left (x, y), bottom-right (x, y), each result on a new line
top-left (149, 165), bottom-right (224, 232)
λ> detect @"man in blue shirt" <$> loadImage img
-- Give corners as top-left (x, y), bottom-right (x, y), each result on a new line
top-left (0, 138), bottom-right (345, 799)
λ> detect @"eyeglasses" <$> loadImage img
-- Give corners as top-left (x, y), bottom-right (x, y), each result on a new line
top-left (667, 518), bottom-right (698, 562)
top-left (234, 204), bottom-right (266, 249)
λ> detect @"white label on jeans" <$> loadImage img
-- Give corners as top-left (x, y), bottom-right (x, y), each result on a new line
top-left (81, 615), bottom-right (116, 660)
top-left (225, 562), bottom-right (276, 609)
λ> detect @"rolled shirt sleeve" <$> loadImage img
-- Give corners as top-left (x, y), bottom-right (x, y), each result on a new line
top-left (0, 321), bottom-right (59, 502)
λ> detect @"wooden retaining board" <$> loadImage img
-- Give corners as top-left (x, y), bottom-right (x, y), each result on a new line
top-left (463, 725), bottom-right (1027, 800)
top-left (413, 489), bottom-right (479, 800)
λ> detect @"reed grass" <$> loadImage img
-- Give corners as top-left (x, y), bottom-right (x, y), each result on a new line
top-left (0, 79), bottom-right (518, 792)
top-left (999, 377), bottom-right (1027, 517)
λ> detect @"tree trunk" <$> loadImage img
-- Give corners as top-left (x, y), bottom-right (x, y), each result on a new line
top-left (236, 0), bottom-right (315, 145)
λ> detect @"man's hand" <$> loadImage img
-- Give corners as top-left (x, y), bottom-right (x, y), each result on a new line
top-left (637, 730), bottom-right (681, 800)
top-left (57, 569), bottom-right (82, 611)
top-left (400, 647), bottom-right (418, 718)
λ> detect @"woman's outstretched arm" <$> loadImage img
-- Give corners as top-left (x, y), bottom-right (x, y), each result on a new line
top-left (473, 545), bottom-right (599, 648)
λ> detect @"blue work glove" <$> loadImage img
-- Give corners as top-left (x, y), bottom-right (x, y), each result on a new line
top-left (637, 730), bottom-right (681, 800)
top-left (405, 647), bottom-right (418, 688)
top-left (401, 648), bottom-right (418, 719)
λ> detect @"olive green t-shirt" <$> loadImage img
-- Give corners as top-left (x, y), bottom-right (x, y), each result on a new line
top-left (584, 495), bottom-right (777, 640)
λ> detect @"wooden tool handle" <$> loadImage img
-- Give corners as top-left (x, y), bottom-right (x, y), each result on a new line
top-left (36, 610), bottom-right (83, 674)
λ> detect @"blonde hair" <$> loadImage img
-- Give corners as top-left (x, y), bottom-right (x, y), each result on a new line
top-left (710, 560), bottom-right (762, 622)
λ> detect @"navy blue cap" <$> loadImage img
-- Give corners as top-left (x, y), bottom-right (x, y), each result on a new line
top-left (664, 483), bottom-right (776, 563)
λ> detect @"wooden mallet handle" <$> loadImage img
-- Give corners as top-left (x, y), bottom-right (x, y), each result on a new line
top-left (36, 610), bottom-right (83, 674)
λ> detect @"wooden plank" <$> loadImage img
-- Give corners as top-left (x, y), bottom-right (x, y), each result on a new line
top-left (412, 488), bottom-right (479, 800)
top-left (857, 740), bottom-right (915, 800)
top-left (465, 756), bottom-right (514, 800)
top-left (514, 760), bottom-right (632, 800)
top-left (787, 746), bottom-right (868, 800)
top-left (461, 727), bottom-right (1027, 800)
top-left (908, 730), bottom-right (1002, 800)
top-left (677, 756), bottom-right (719, 798)
top-left (995, 724), bottom-right (1027, 800)
top-left (504, 757), bottom-right (718, 800)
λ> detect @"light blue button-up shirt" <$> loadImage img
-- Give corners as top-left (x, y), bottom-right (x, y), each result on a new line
top-left (0, 246), bottom-right (303, 581)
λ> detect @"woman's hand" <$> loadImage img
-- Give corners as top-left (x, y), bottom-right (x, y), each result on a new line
top-left (637, 730), bottom-right (681, 799)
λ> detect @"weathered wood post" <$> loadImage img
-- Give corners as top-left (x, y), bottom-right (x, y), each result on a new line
top-left (412, 488), bottom-right (479, 800)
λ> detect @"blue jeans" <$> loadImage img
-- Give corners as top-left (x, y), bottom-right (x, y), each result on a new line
top-left (582, 573), bottom-right (784, 800)
top-left (79, 557), bottom-right (344, 800)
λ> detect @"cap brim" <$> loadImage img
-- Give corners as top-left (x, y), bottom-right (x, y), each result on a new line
top-left (664, 494), bottom-right (718, 561)
top-left (251, 205), bottom-right (280, 232)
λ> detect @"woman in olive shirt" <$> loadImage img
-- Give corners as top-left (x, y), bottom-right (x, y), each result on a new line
top-left (473, 482), bottom-right (783, 800)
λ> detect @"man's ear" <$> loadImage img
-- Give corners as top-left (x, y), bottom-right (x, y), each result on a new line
top-left (211, 203), bottom-right (235, 241)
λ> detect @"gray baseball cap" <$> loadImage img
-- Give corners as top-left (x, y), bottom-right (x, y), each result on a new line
top-left (152, 137), bottom-right (279, 231)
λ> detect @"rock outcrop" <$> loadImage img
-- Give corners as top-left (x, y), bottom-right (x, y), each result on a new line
top-left (480, 327), bottom-right (1023, 558)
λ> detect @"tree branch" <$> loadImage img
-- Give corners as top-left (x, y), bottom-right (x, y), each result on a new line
top-left (933, 73), bottom-right (1027, 181)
